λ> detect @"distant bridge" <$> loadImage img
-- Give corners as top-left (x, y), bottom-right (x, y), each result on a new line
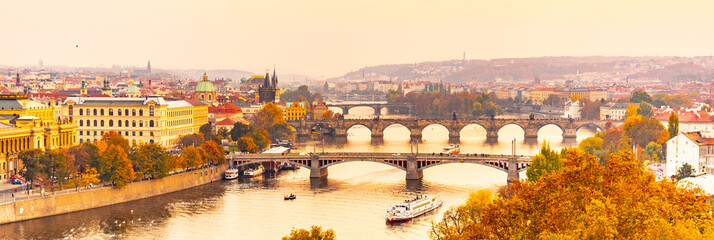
top-left (289, 118), bottom-right (609, 140)
top-left (227, 152), bottom-right (531, 183)
top-left (326, 102), bottom-right (415, 116)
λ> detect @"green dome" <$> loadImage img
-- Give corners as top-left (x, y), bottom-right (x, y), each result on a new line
top-left (195, 80), bottom-right (216, 93)
top-left (126, 85), bottom-right (140, 93)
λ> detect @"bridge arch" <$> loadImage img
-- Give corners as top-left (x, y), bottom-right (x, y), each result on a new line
top-left (345, 106), bottom-right (377, 116)
top-left (421, 123), bottom-right (450, 140)
top-left (328, 107), bottom-right (344, 115)
top-left (459, 124), bottom-right (488, 139)
top-left (576, 123), bottom-right (602, 132)
top-left (319, 158), bottom-right (407, 171)
top-left (232, 158), bottom-right (311, 169)
top-left (537, 123), bottom-right (565, 139)
top-left (382, 123), bottom-right (411, 140)
top-left (497, 123), bottom-right (526, 139)
top-left (346, 124), bottom-right (372, 138)
top-left (419, 160), bottom-right (509, 173)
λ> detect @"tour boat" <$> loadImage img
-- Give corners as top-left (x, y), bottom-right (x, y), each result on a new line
top-left (386, 195), bottom-right (442, 224)
top-left (243, 165), bottom-right (265, 178)
top-left (284, 193), bottom-right (296, 200)
top-left (442, 145), bottom-right (460, 155)
top-left (224, 168), bottom-right (240, 180)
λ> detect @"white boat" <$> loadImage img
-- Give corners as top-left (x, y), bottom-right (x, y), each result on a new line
top-left (442, 145), bottom-right (460, 155)
top-left (224, 168), bottom-right (240, 180)
top-left (243, 165), bottom-right (265, 178)
top-left (386, 195), bottom-right (442, 224)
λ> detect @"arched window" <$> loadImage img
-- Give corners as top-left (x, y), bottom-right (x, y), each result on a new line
top-left (79, 120), bottom-right (83, 126)
top-left (69, 105), bottom-right (74, 116)
top-left (132, 120), bottom-right (136, 127)
top-left (125, 109), bottom-right (129, 116)
top-left (139, 109), bottom-right (143, 116)
top-left (149, 120), bottom-right (154, 127)
top-left (100, 109), bottom-right (104, 116)
top-left (80, 139), bottom-right (84, 144)
top-left (93, 109), bottom-right (97, 115)
top-left (125, 120), bottom-right (129, 127)
top-left (118, 109), bottom-right (122, 116)
top-left (93, 120), bottom-right (97, 126)
top-left (109, 108), bottom-right (113, 116)
top-left (109, 120), bottom-right (113, 127)
top-left (100, 120), bottom-right (104, 127)
top-left (150, 140), bottom-right (154, 144)
top-left (139, 120), bottom-right (143, 127)
top-left (79, 108), bottom-right (83, 115)
top-left (209, 95), bottom-right (212, 101)
top-left (118, 120), bottom-right (122, 127)
top-left (132, 109), bottom-right (136, 116)
top-left (149, 105), bottom-right (154, 116)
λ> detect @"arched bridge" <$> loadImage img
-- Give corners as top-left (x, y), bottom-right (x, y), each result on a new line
top-left (326, 102), bottom-right (414, 116)
top-left (290, 118), bottom-right (607, 140)
top-left (227, 152), bottom-right (531, 183)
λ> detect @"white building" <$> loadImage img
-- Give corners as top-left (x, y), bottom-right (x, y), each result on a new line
top-left (666, 132), bottom-right (714, 177)
top-left (599, 102), bottom-right (629, 120)
top-left (563, 100), bottom-right (581, 119)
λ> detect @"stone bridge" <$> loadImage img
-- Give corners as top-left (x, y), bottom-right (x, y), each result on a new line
top-left (290, 118), bottom-right (607, 140)
top-left (326, 102), bottom-right (415, 116)
top-left (227, 152), bottom-right (531, 183)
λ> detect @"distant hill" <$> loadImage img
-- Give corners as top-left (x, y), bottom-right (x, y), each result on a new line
top-left (329, 56), bottom-right (714, 83)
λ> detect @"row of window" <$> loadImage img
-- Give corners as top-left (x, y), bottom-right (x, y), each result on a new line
top-left (80, 138), bottom-right (155, 144)
top-left (168, 118), bottom-right (192, 127)
top-left (69, 105), bottom-right (155, 117)
top-left (168, 109), bottom-right (193, 118)
top-left (79, 130), bottom-right (154, 137)
top-left (78, 119), bottom-right (155, 128)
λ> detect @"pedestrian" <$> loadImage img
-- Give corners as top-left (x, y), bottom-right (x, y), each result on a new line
top-left (11, 193), bottom-right (14, 198)
top-left (14, 188), bottom-right (17, 193)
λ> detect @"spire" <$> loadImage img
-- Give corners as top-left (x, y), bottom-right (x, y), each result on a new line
top-left (16, 72), bottom-right (20, 86)
top-left (147, 60), bottom-right (151, 73)
top-left (263, 70), bottom-right (270, 89)
top-left (271, 67), bottom-right (277, 89)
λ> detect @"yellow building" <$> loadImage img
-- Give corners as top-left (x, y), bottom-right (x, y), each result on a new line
top-left (63, 96), bottom-right (208, 147)
top-left (285, 102), bottom-right (307, 121)
top-left (0, 94), bottom-right (78, 181)
top-left (526, 88), bottom-right (556, 105)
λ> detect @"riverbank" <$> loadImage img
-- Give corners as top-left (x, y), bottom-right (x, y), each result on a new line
top-left (0, 164), bottom-right (227, 225)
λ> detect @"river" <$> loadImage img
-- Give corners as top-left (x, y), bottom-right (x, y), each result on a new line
top-left (0, 109), bottom-right (595, 240)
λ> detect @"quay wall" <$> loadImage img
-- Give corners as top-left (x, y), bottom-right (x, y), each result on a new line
top-left (0, 165), bottom-right (227, 225)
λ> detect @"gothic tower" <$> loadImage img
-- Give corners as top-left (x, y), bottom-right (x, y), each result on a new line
top-left (259, 68), bottom-right (278, 103)
top-left (102, 75), bottom-right (112, 96)
top-left (147, 61), bottom-right (151, 73)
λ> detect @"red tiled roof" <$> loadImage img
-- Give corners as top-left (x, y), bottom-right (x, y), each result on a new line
top-left (216, 118), bottom-right (236, 126)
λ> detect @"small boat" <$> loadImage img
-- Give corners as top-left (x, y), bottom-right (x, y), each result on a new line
top-left (284, 193), bottom-right (296, 200)
top-left (243, 165), bottom-right (265, 178)
top-left (442, 145), bottom-right (460, 155)
top-left (386, 195), bottom-right (442, 224)
top-left (280, 162), bottom-right (300, 170)
top-left (224, 168), bottom-right (240, 180)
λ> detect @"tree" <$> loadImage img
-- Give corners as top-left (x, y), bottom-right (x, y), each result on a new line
top-left (18, 149), bottom-right (44, 188)
top-left (102, 131), bottom-right (130, 152)
top-left (702, 104), bottom-right (712, 112)
top-left (200, 141), bottom-right (226, 165)
top-left (265, 123), bottom-right (293, 141)
top-left (543, 94), bottom-right (565, 106)
top-left (525, 142), bottom-right (562, 182)
top-left (251, 102), bottom-right (285, 129)
top-left (230, 122), bottom-right (254, 141)
top-left (321, 110), bottom-right (341, 119)
top-left (200, 123), bottom-right (216, 141)
top-left (643, 142), bottom-right (664, 163)
top-left (249, 128), bottom-right (271, 150)
top-left (570, 95), bottom-right (581, 102)
top-left (282, 225), bottom-right (336, 240)
top-left (623, 115), bottom-right (667, 147)
top-left (578, 136), bottom-right (604, 157)
top-left (40, 150), bottom-right (70, 191)
top-left (625, 104), bottom-right (640, 119)
top-left (637, 101), bottom-right (653, 117)
top-left (180, 146), bottom-right (206, 169)
top-left (435, 150), bottom-right (714, 239)
top-left (630, 89), bottom-right (652, 103)
top-left (237, 136), bottom-right (258, 153)
top-left (430, 190), bottom-right (495, 239)
top-left (179, 133), bottom-right (205, 148)
top-left (130, 143), bottom-right (172, 179)
top-left (674, 163), bottom-right (694, 180)
top-left (580, 100), bottom-right (603, 120)
top-left (668, 112), bottom-right (679, 139)
top-left (97, 144), bottom-right (135, 187)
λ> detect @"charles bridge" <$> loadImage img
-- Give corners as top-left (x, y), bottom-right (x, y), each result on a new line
top-left (326, 102), bottom-right (414, 116)
top-left (227, 152), bottom-right (531, 183)
top-left (288, 117), bottom-right (608, 140)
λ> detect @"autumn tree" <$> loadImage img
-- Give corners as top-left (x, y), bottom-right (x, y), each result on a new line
top-left (580, 100), bottom-right (603, 120)
top-left (40, 150), bottom-right (70, 191)
top-left (668, 112), bottom-right (679, 138)
top-left (130, 143), bottom-right (172, 179)
top-left (102, 131), bottom-right (130, 152)
top-left (429, 190), bottom-right (495, 239)
top-left (321, 110), bottom-right (341, 119)
top-left (249, 128), bottom-right (271, 150)
top-left (180, 146), bottom-right (206, 169)
top-left (643, 142), bottom-right (664, 163)
top-left (179, 133), bottom-right (205, 148)
top-left (630, 89), bottom-right (652, 103)
top-left (199, 123), bottom-right (217, 142)
top-left (623, 114), bottom-right (667, 147)
top-left (230, 122), bottom-right (254, 141)
top-left (525, 142), bottom-right (562, 182)
top-left (637, 101), bottom-right (653, 117)
top-left (282, 225), bottom-right (336, 240)
top-left (200, 140), bottom-right (226, 165)
top-left (237, 136), bottom-right (259, 153)
top-left (18, 149), bottom-right (45, 188)
top-left (625, 104), bottom-right (640, 119)
top-left (251, 102), bottom-right (285, 129)
top-left (97, 144), bottom-right (135, 187)
top-left (265, 123), bottom-right (293, 141)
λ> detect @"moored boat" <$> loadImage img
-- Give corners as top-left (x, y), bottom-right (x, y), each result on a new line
top-left (224, 168), bottom-right (240, 180)
top-left (243, 165), bottom-right (265, 178)
top-left (442, 145), bottom-right (460, 155)
top-left (386, 195), bottom-right (442, 224)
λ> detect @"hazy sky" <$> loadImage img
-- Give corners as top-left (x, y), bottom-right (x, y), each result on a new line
top-left (2, 0), bottom-right (713, 77)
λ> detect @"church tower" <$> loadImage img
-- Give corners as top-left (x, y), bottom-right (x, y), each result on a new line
top-left (80, 71), bottom-right (88, 95)
top-left (147, 61), bottom-right (151, 73)
top-left (102, 75), bottom-right (112, 96)
top-left (259, 68), bottom-right (278, 103)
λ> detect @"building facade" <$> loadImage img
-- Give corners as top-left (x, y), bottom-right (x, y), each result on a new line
top-left (599, 102), bottom-right (629, 120)
top-left (195, 73), bottom-right (217, 104)
top-left (666, 132), bottom-right (713, 176)
top-left (285, 102), bottom-right (307, 121)
top-left (63, 97), bottom-right (208, 147)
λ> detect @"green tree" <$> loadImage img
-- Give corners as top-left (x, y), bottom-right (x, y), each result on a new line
top-left (97, 144), bottom-right (135, 187)
top-left (630, 89), bottom-right (653, 103)
top-left (623, 115), bottom-right (667, 147)
top-left (674, 163), bottom-right (694, 180)
top-left (200, 123), bottom-right (216, 141)
top-left (668, 112), bottom-right (679, 139)
top-left (130, 143), bottom-right (172, 179)
top-left (525, 142), bottom-right (562, 182)
top-left (578, 136), bottom-right (604, 158)
top-left (637, 101), bottom-right (653, 117)
top-left (282, 225), bottom-right (336, 240)
top-left (702, 104), bottom-right (712, 112)
top-left (40, 150), bottom-right (70, 191)
top-left (230, 122), bottom-right (254, 141)
top-left (179, 133), bottom-right (205, 148)
top-left (265, 123), bottom-right (293, 141)
top-left (18, 149), bottom-right (44, 188)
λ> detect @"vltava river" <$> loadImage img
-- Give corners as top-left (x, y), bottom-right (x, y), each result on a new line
top-left (0, 109), bottom-right (595, 240)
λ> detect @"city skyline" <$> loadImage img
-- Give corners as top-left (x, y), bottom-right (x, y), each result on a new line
top-left (2, 0), bottom-right (714, 77)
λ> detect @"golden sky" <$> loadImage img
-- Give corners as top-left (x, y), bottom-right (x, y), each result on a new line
top-left (1, 0), bottom-right (713, 77)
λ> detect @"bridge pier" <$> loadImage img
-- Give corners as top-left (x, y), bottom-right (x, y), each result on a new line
top-left (448, 129), bottom-right (460, 143)
top-left (486, 129), bottom-right (498, 139)
top-left (562, 128), bottom-right (577, 139)
top-left (405, 155), bottom-right (423, 180)
top-left (506, 156), bottom-right (519, 184)
top-left (524, 128), bottom-right (538, 139)
top-left (310, 155), bottom-right (328, 178)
